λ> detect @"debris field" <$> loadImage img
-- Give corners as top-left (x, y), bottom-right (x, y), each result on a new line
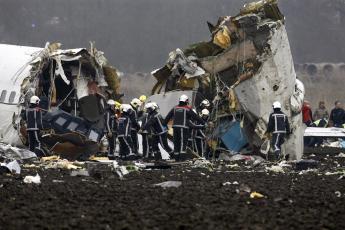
top-left (0, 153), bottom-right (344, 230)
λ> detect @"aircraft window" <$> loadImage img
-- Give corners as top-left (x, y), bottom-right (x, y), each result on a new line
top-left (9, 91), bottom-right (16, 103)
top-left (55, 117), bottom-right (67, 126)
top-left (0, 90), bottom-right (7, 102)
top-left (89, 130), bottom-right (99, 142)
top-left (67, 122), bottom-right (78, 131)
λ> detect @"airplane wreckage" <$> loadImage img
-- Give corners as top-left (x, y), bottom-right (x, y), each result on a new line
top-left (150, 0), bottom-right (305, 160)
top-left (0, 0), bottom-right (305, 161)
top-left (0, 42), bottom-right (121, 160)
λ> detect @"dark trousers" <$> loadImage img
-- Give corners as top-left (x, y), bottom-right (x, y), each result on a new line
top-left (152, 133), bottom-right (173, 159)
top-left (194, 138), bottom-right (205, 157)
top-left (107, 134), bottom-right (116, 157)
top-left (141, 133), bottom-right (150, 157)
top-left (118, 136), bottom-right (133, 159)
top-left (271, 133), bottom-right (285, 157)
top-left (27, 130), bottom-right (44, 157)
top-left (173, 127), bottom-right (189, 158)
top-left (131, 130), bottom-right (138, 154)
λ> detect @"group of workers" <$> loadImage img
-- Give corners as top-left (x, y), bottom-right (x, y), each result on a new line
top-left (103, 94), bottom-right (212, 160)
top-left (24, 93), bottom-right (293, 162)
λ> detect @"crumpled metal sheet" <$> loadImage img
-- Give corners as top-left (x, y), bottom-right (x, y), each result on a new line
top-left (200, 40), bottom-right (257, 73)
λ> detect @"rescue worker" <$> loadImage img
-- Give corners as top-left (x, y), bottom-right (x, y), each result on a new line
top-left (164, 95), bottom-right (205, 160)
top-left (117, 104), bottom-right (135, 160)
top-left (104, 99), bottom-right (117, 160)
top-left (267, 101), bottom-right (290, 161)
top-left (138, 95), bottom-right (147, 118)
top-left (129, 98), bottom-right (141, 156)
top-left (25, 96), bottom-right (44, 157)
top-left (194, 109), bottom-right (209, 157)
top-left (197, 99), bottom-right (211, 115)
top-left (330, 101), bottom-right (345, 127)
top-left (143, 102), bottom-right (173, 160)
top-left (139, 103), bottom-right (151, 158)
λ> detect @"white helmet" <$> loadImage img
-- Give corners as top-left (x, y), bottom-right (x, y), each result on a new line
top-left (30, 95), bottom-right (40, 104)
top-left (107, 99), bottom-right (116, 105)
top-left (151, 102), bottom-right (159, 110)
top-left (120, 104), bottom-right (132, 112)
top-left (201, 109), bottom-right (210, 116)
top-left (201, 99), bottom-right (210, 107)
top-left (130, 98), bottom-right (142, 108)
top-left (273, 101), bottom-right (281, 109)
top-left (144, 102), bottom-right (154, 110)
top-left (179, 94), bottom-right (189, 102)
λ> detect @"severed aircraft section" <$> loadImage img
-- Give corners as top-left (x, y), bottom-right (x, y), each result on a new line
top-left (0, 42), bottom-right (122, 160)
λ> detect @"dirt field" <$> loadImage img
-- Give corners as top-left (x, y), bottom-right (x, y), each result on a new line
top-left (0, 153), bottom-right (344, 230)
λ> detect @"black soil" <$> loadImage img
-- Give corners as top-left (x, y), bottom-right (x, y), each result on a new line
top-left (0, 154), bottom-right (344, 230)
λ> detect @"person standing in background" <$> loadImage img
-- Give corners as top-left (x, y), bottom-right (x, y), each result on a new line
top-left (302, 100), bottom-right (313, 126)
top-left (313, 101), bottom-right (329, 121)
top-left (330, 101), bottom-right (345, 127)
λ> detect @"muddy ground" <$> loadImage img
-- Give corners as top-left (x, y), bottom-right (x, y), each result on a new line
top-left (0, 153), bottom-right (344, 230)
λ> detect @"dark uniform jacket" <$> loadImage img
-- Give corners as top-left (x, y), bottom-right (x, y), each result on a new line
top-left (143, 111), bottom-right (167, 135)
top-left (104, 108), bottom-right (117, 133)
top-left (139, 112), bottom-right (150, 134)
top-left (117, 114), bottom-right (132, 137)
top-left (164, 105), bottom-right (205, 128)
top-left (129, 108), bottom-right (140, 131)
top-left (25, 104), bottom-right (43, 131)
top-left (267, 110), bottom-right (290, 134)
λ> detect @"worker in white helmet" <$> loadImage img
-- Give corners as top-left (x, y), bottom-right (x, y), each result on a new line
top-left (197, 99), bottom-right (212, 115)
top-left (104, 99), bottom-right (118, 160)
top-left (194, 109), bottom-right (210, 158)
top-left (138, 102), bottom-right (152, 159)
top-left (267, 101), bottom-right (291, 161)
top-left (24, 95), bottom-right (45, 157)
top-left (117, 104), bottom-right (136, 160)
top-left (143, 102), bottom-right (173, 160)
top-left (129, 98), bottom-right (142, 156)
top-left (164, 94), bottom-right (205, 160)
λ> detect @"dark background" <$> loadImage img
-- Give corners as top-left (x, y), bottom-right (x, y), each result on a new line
top-left (0, 0), bottom-right (344, 72)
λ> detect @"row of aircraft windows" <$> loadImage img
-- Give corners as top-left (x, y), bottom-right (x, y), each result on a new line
top-left (0, 90), bottom-right (16, 104)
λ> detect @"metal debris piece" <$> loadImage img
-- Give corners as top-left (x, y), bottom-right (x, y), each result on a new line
top-left (23, 174), bottom-right (41, 184)
top-left (250, 192), bottom-right (265, 199)
top-left (154, 181), bottom-right (182, 188)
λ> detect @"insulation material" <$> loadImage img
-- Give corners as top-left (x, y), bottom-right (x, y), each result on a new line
top-left (213, 26), bottom-right (231, 49)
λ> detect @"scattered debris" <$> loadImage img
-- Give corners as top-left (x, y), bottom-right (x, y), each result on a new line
top-left (335, 191), bottom-right (342, 198)
top-left (266, 165), bottom-right (285, 173)
top-left (336, 153), bottom-right (345, 158)
top-left (52, 179), bottom-right (64, 183)
top-left (70, 170), bottom-right (89, 177)
top-left (222, 181), bottom-right (239, 186)
top-left (0, 143), bottom-right (37, 160)
top-left (250, 192), bottom-right (265, 199)
top-left (41, 155), bottom-right (60, 162)
top-left (44, 159), bottom-right (82, 170)
top-left (154, 181), bottom-right (182, 188)
top-left (0, 160), bottom-right (21, 174)
top-left (191, 158), bottom-right (213, 170)
top-left (23, 174), bottom-right (41, 184)
top-left (112, 161), bottom-right (131, 179)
